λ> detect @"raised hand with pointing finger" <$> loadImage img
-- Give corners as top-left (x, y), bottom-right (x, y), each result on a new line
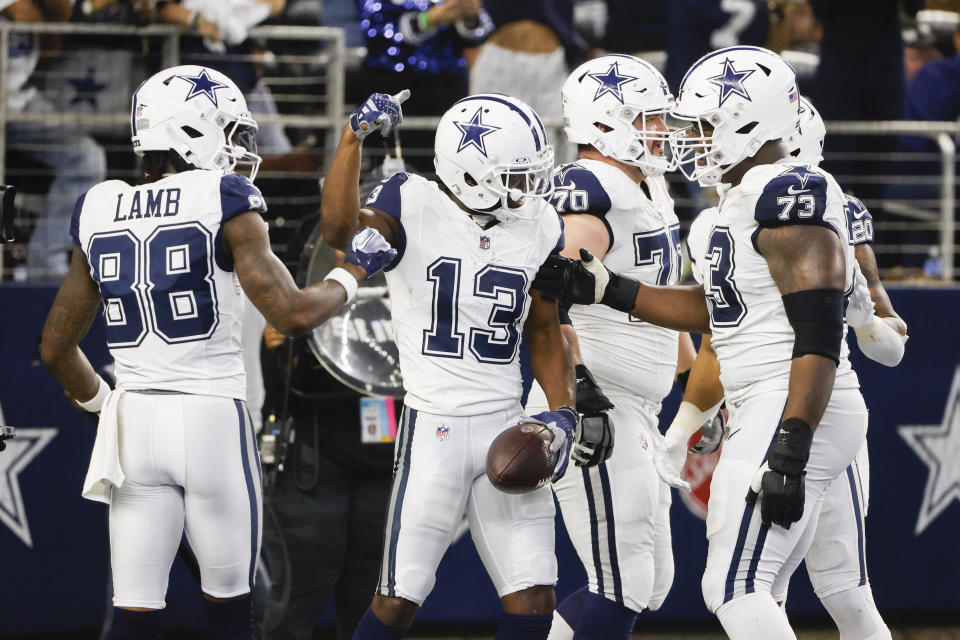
top-left (349, 90), bottom-right (411, 140)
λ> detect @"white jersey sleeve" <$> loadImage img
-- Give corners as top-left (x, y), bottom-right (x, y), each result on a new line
top-left (71, 170), bottom-right (267, 398)
top-left (553, 160), bottom-right (681, 404)
top-left (369, 172), bottom-right (563, 416)
top-left (692, 162), bottom-right (858, 401)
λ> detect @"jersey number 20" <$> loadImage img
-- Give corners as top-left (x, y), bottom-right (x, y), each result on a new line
top-left (422, 258), bottom-right (527, 365)
top-left (87, 222), bottom-right (218, 347)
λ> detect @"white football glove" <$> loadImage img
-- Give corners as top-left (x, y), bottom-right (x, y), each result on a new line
top-left (655, 426), bottom-right (692, 492)
top-left (654, 400), bottom-right (724, 491)
top-left (845, 263), bottom-right (875, 329)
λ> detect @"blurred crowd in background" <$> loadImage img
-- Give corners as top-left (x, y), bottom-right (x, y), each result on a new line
top-left (3, 0), bottom-right (960, 281)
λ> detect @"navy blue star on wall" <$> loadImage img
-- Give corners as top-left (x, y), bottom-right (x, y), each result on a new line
top-left (178, 69), bottom-right (229, 107)
top-left (707, 58), bottom-right (755, 107)
top-left (587, 62), bottom-right (637, 103)
top-left (69, 67), bottom-right (108, 108)
top-left (455, 107), bottom-right (501, 156)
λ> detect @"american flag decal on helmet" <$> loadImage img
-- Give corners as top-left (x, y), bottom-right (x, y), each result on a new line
top-left (788, 89), bottom-right (798, 103)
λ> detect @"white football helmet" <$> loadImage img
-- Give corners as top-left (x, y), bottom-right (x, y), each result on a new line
top-left (434, 94), bottom-right (554, 221)
top-left (131, 65), bottom-right (262, 180)
top-left (784, 96), bottom-right (826, 166)
top-left (669, 46), bottom-right (800, 186)
top-left (561, 54), bottom-right (674, 176)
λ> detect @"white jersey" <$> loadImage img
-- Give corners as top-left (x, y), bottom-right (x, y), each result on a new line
top-left (550, 159), bottom-right (681, 402)
top-left (71, 169), bottom-right (268, 399)
top-left (365, 172), bottom-right (563, 416)
top-left (685, 161), bottom-right (858, 402)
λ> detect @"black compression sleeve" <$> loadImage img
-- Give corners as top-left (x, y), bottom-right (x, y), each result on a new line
top-left (781, 289), bottom-right (844, 365)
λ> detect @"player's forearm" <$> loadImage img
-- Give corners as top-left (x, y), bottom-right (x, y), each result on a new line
top-left (559, 323), bottom-right (583, 366)
top-left (320, 126), bottom-right (364, 250)
top-left (284, 276), bottom-right (359, 336)
top-left (683, 335), bottom-right (725, 412)
top-left (529, 331), bottom-right (575, 409)
top-left (630, 283), bottom-right (712, 333)
top-left (258, 266), bottom-right (362, 336)
top-left (782, 354), bottom-right (836, 430)
top-left (41, 347), bottom-right (101, 403)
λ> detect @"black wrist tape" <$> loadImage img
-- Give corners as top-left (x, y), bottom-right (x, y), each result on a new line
top-left (601, 272), bottom-right (640, 314)
top-left (557, 302), bottom-right (572, 326)
top-left (782, 288), bottom-right (844, 365)
top-left (768, 417), bottom-right (813, 476)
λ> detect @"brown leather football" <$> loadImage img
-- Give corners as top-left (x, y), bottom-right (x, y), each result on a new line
top-left (486, 422), bottom-right (556, 494)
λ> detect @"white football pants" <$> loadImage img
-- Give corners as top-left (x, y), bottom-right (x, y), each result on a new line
top-left (110, 392), bottom-right (262, 609)
top-left (376, 405), bottom-right (557, 605)
top-left (527, 384), bottom-right (674, 613)
top-left (702, 387), bottom-right (868, 639)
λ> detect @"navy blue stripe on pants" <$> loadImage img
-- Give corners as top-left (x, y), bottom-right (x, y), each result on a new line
top-left (582, 467), bottom-right (604, 597)
top-left (386, 408), bottom-right (417, 597)
top-left (723, 406), bottom-right (785, 604)
top-left (234, 399), bottom-right (259, 591)
top-left (598, 463), bottom-right (624, 605)
top-left (847, 465), bottom-right (867, 586)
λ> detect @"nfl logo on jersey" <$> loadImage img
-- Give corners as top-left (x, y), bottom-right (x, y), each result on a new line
top-left (479, 236), bottom-right (491, 250)
top-left (436, 425), bottom-right (450, 441)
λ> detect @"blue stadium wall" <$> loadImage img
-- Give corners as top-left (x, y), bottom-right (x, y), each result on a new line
top-left (1, 285), bottom-right (959, 635)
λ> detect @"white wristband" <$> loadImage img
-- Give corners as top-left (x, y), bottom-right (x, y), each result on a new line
top-left (78, 376), bottom-right (110, 413)
top-left (324, 267), bottom-right (359, 303)
top-left (669, 399), bottom-right (724, 439)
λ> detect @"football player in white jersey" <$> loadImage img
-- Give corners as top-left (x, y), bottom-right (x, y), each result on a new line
top-left (519, 54), bottom-right (695, 640)
top-left (39, 65), bottom-right (396, 640)
top-left (533, 46), bottom-right (872, 639)
top-left (320, 92), bottom-right (600, 640)
top-left (656, 95), bottom-right (908, 640)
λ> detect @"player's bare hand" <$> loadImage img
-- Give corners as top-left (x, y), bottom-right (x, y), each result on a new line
top-left (263, 324), bottom-right (286, 350)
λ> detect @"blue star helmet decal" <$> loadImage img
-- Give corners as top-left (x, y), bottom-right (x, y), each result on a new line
top-left (706, 58), bottom-right (755, 107)
top-left (454, 107), bottom-right (501, 157)
top-left (780, 164), bottom-right (816, 189)
top-left (587, 61), bottom-right (637, 104)
top-left (178, 69), bottom-right (229, 108)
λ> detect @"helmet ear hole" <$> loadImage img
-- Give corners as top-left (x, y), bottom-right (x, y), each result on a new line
top-left (181, 126), bottom-right (204, 139)
top-left (464, 173), bottom-right (478, 186)
top-left (735, 121), bottom-right (758, 135)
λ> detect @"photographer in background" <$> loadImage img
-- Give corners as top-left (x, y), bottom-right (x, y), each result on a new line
top-left (257, 220), bottom-right (398, 638)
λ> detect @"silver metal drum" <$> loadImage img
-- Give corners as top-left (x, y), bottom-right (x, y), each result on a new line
top-left (299, 223), bottom-right (403, 398)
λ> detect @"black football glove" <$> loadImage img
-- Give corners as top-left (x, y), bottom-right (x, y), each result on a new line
top-left (532, 250), bottom-right (639, 314)
top-left (571, 364), bottom-right (615, 466)
top-left (745, 417), bottom-right (813, 529)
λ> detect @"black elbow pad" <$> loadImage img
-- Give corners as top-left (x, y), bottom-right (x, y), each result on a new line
top-left (781, 289), bottom-right (844, 365)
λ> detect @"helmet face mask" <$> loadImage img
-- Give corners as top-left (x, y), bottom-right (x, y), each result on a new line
top-left (434, 95), bottom-right (555, 222)
top-left (132, 65), bottom-right (263, 181)
top-left (561, 55), bottom-right (676, 176)
top-left (669, 46), bottom-right (801, 187)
